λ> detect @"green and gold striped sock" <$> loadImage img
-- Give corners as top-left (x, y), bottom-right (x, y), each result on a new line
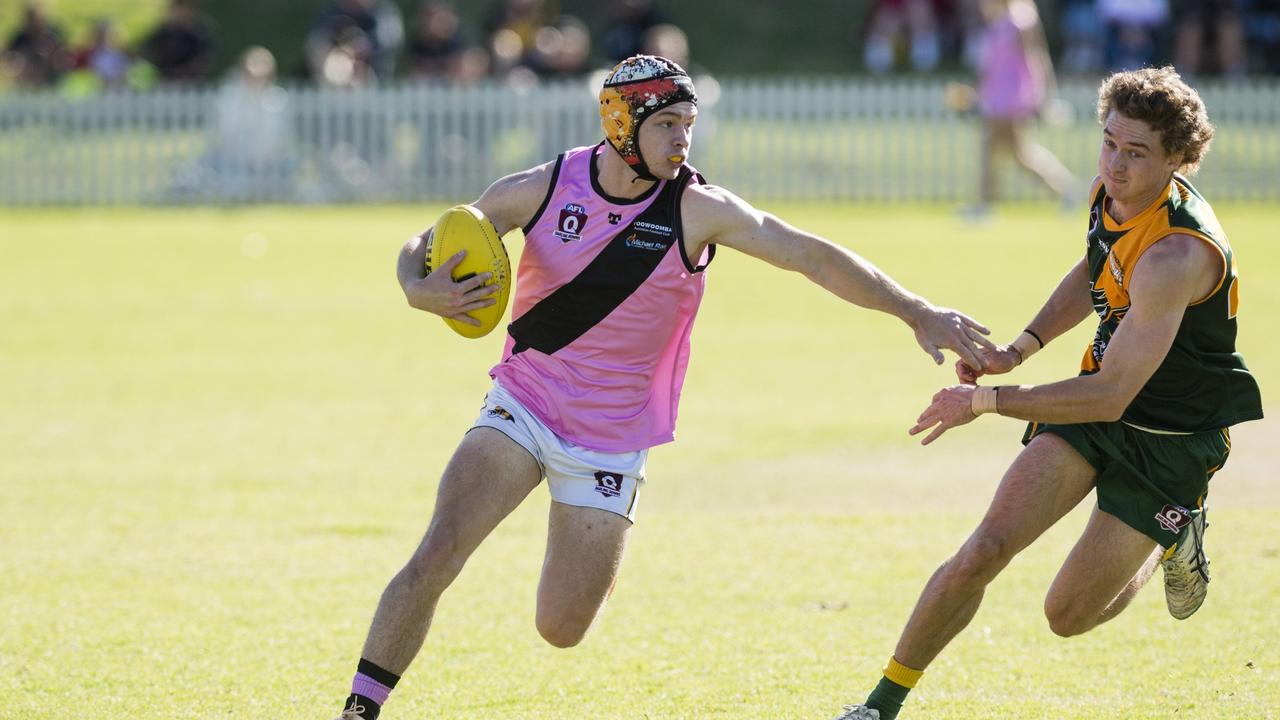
top-left (865, 657), bottom-right (923, 720)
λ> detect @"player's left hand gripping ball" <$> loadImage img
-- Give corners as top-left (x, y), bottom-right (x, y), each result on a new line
top-left (427, 205), bottom-right (512, 338)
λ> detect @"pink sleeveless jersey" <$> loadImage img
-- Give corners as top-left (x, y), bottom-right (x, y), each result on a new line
top-left (490, 143), bottom-right (714, 453)
top-left (978, 3), bottom-right (1044, 120)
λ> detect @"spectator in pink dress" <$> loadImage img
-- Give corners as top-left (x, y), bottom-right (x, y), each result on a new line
top-left (968, 0), bottom-right (1075, 217)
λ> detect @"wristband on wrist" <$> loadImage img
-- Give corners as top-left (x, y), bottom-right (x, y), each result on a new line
top-left (971, 385), bottom-right (1000, 416)
top-left (1008, 344), bottom-right (1025, 364)
top-left (1009, 330), bottom-right (1043, 365)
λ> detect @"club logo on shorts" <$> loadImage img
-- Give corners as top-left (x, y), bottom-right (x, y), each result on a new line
top-left (1155, 504), bottom-right (1193, 533)
top-left (555, 203), bottom-right (589, 242)
top-left (593, 471), bottom-right (624, 498)
top-left (487, 405), bottom-right (514, 422)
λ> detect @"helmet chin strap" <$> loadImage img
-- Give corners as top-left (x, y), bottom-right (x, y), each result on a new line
top-left (628, 150), bottom-right (659, 182)
top-left (612, 120), bottom-right (659, 183)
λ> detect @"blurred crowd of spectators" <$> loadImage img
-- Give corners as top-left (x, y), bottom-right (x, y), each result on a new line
top-left (0, 0), bottom-right (714, 203)
top-left (864, 0), bottom-right (1280, 77)
top-left (303, 0), bottom-right (701, 86)
top-left (3, 0), bottom-right (215, 92)
top-left (5, 0), bottom-right (1280, 95)
top-left (1, 0), bottom-right (695, 93)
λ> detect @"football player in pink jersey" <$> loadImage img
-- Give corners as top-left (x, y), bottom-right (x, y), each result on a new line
top-left (335, 55), bottom-right (994, 720)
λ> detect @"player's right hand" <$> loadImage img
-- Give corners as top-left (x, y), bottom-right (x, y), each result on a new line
top-left (955, 346), bottom-right (1021, 383)
top-left (404, 250), bottom-right (498, 326)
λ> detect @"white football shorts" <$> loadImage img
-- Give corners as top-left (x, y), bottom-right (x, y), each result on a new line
top-left (469, 381), bottom-right (645, 522)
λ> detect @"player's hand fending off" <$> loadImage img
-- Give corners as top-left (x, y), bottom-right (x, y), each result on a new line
top-left (912, 306), bottom-right (995, 370)
top-left (956, 345), bottom-right (1022, 383)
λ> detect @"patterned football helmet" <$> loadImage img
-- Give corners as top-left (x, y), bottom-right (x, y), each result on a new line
top-left (598, 55), bottom-right (697, 180)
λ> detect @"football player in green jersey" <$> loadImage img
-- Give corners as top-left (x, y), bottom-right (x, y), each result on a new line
top-left (833, 66), bottom-right (1262, 720)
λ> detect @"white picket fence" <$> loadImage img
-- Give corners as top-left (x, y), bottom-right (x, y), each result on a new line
top-left (2, 77), bottom-right (1278, 205)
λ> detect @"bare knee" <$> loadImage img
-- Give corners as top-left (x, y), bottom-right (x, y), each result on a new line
top-left (1043, 594), bottom-right (1097, 638)
top-left (401, 523), bottom-right (466, 595)
top-left (949, 530), bottom-right (1016, 586)
top-left (535, 604), bottom-right (596, 649)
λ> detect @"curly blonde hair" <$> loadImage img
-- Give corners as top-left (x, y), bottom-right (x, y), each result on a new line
top-left (1096, 67), bottom-right (1214, 174)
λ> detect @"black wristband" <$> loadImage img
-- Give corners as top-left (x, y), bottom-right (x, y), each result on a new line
top-left (1023, 328), bottom-right (1045, 349)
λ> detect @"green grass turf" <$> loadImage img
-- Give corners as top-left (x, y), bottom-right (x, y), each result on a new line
top-left (1, 203), bottom-right (1277, 719)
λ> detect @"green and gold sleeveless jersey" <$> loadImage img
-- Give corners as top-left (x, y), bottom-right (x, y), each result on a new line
top-left (1081, 175), bottom-right (1262, 432)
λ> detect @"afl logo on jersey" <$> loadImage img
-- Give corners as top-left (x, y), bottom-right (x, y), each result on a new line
top-left (1088, 205), bottom-right (1100, 235)
top-left (555, 203), bottom-right (589, 242)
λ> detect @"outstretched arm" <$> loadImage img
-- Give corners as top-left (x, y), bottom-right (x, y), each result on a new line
top-left (911, 235), bottom-right (1221, 444)
top-left (1022, 256), bottom-right (1096, 344)
top-left (956, 255), bottom-right (1094, 382)
top-left (682, 183), bottom-right (994, 368)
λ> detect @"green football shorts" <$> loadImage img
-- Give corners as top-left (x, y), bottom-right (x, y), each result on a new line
top-left (1023, 420), bottom-right (1231, 547)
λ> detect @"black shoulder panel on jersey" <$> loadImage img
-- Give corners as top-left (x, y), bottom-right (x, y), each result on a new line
top-left (676, 170), bottom-right (714, 274)
top-left (521, 153), bottom-right (565, 236)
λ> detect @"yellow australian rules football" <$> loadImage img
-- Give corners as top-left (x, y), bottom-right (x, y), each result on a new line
top-left (426, 204), bottom-right (512, 339)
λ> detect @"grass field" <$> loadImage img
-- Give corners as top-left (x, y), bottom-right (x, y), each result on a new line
top-left (2, 203), bottom-right (1277, 719)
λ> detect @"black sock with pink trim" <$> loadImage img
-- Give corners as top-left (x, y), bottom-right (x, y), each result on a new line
top-left (342, 658), bottom-right (400, 719)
